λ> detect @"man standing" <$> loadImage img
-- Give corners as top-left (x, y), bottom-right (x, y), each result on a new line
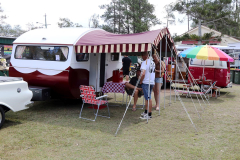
top-left (139, 51), bottom-right (155, 119)
top-left (152, 54), bottom-right (165, 111)
top-left (122, 55), bottom-right (132, 81)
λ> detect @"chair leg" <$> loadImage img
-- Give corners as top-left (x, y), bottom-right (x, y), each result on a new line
top-left (79, 103), bottom-right (85, 118)
top-left (93, 104), bottom-right (100, 121)
top-left (126, 94), bottom-right (128, 108)
top-left (107, 103), bottom-right (110, 117)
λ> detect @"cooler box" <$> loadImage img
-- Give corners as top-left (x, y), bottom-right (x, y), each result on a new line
top-left (112, 70), bottom-right (123, 83)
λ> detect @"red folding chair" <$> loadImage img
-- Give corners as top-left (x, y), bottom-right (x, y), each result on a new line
top-left (79, 85), bottom-right (110, 121)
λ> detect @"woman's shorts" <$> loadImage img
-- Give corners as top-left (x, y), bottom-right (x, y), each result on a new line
top-left (141, 83), bottom-right (154, 100)
top-left (155, 77), bottom-right (163, 84)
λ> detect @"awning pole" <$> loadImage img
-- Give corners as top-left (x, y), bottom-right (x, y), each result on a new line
top-left (115, 67), bottom-right (144, 136)
top-left (158, 40), bottom-right (162, 116)
top-left (147, 45), bottom-right (153, 123)
top-left (164, 34), bottom-right (167, 109)
top-left (169, 43), bottom-right (173, 106)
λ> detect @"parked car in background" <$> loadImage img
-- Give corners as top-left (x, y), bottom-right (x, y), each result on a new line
top-left (0, 77), bottom-right (32, 129)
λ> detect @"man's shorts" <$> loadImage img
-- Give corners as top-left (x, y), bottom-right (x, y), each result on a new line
top-left (125, 88), bottom-right (143, 97)
top-left (141, 83), bottom-right (154, 100)
top-left (123, 69), bottom-right (130, 76)
top-left (155, 77), bottom-right (163, 84)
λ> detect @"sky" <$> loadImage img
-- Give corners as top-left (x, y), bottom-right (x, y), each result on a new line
top-left (1, 0), bottom-right (189, 36)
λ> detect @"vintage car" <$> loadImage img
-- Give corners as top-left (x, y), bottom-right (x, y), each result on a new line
top-left (0, 76), bottom-right (32, 129)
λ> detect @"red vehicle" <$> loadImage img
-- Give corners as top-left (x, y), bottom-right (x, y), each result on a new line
top-left (165, 58), bottom-right (232, 88)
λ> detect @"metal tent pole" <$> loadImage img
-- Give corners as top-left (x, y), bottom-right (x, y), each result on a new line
top-left (164, 35), bottom-right (167, 109)
top-left (147, 45), bottom-right (153, 123)
top-left (158, 40), bottom-right (162, 116)
top-left (115, 70), bottom-right (144, 136)
top-left (169, 43), bottom-right (173, 106)
top-left (167, 43), bottom-right (201, 119)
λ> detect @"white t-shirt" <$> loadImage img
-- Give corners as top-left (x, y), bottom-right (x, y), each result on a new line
top-left (141, 59), bottom-right (155, 85)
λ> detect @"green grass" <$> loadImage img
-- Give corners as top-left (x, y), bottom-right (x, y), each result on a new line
top-left (1, 85), bottom-right (240, 159)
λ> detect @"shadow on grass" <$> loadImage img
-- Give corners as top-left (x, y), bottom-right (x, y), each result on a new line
top-left (219, 91), bottom-right (236, 99)
top-left (2, 119), bottom-right (22, 129)
top-left (7, 99), bottom-right (146, 135)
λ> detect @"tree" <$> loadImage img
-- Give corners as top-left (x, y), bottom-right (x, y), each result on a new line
top-left (100, 0), bottom-right (160, 34)
top-left (26, 22), bottom-right (37, 31)
top-left (58, 18), bottom-right (82, 28)
top-left (173, 0), bottom-right (239, 37)
top-left (0, 24), bottom-right (26, 37)
top-left (0, 3), bottom-right (7, 32)
top-left (163, 3), bottom-right (176, 27)
top-left (173, 32), bottom-right (221, 44)
top-left (0, 3), bottom-right (6, 25)
top-left (89, 14), bottom-right (100, 28)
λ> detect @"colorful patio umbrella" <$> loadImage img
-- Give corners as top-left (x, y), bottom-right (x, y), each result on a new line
top-left (179, 45), bottom-right (234, 62)
top-left (178, 45), bottom-right (234, 81)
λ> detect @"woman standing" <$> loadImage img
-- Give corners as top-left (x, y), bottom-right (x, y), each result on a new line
top-left (152, 54), bottom-right (165, 111)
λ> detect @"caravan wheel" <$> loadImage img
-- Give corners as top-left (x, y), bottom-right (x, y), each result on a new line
top-left (0, 106), bottom-right (5, 129)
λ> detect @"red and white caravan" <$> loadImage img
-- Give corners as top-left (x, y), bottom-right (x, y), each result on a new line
top-left (10, 28), bottom-right (122, 99)
top-left (10, 27), bottom-right (177, 100)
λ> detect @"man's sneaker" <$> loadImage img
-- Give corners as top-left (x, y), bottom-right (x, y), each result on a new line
top-left (141, 112), bottom-right (147, 116)
top-left (140, 114), bottom-right (152, 120)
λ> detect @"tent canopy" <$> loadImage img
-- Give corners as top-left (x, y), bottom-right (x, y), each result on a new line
top-left (75, 28), bottom-right (177, 54)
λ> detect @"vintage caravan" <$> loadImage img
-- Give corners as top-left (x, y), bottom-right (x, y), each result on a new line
top-left (174, 58), bottom-right (231, 88)
top-left (9, 28), bottom-right (122, 99)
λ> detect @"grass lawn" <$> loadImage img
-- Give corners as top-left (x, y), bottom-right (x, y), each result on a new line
top-left (0, 84), bottom-right (240, 159)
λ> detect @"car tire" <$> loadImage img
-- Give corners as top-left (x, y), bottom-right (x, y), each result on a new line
top-left (0, 106), bottom-right (5, 129)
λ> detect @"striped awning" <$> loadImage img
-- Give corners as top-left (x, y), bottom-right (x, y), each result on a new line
top-left (75, 28), bottom-right (177, 54)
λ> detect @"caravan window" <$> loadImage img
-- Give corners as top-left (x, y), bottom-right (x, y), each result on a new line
top-left (190, 59), bottom-right (202, 65)
top-left (15, 46), bottom-right (68, 61)
top-left (76, 53), bottom-right (89, 61)
top-left (111, 53), bottom-right (119, 61)
top-left (190, 59), bottom-right (214, 66)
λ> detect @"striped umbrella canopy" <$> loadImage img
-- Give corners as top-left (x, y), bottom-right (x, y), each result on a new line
top-left (179, 45), bottom-right (234, 62)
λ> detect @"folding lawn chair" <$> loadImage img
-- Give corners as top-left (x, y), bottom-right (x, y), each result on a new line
top-left (79, 85), bottom-right (110, 121)
top-left (186, 81), bottom-right (217, 99)
top-left (176, 81), bottom-right (217, 99)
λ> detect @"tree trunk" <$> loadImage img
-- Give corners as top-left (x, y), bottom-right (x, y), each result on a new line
top-left (118, 0), bottom-right (121, 34)
top-left (114, 1), bottom-right (116, 33)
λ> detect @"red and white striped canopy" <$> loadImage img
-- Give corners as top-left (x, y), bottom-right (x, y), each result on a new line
top-left (75, 28), bottom-right (177, 54)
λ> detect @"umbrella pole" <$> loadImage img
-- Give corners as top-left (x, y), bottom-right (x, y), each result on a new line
top-left (202, 60), bottom-right (205, 91)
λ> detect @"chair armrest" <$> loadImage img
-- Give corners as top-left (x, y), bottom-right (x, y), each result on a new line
top-left (96, 95), bottom-right (108, 100)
